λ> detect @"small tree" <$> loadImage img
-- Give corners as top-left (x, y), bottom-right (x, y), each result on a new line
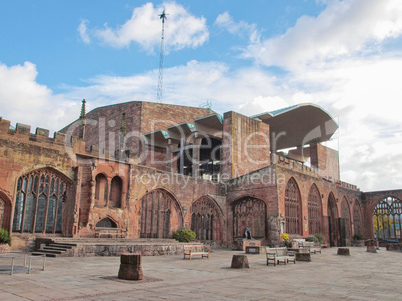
top-left (172, 228), bottom-right (196, 242)
top-left (0, 228), bottom-right (12, 246)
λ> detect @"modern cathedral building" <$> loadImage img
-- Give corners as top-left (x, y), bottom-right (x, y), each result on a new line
top-left (1, 101), bottom-right (401, 250)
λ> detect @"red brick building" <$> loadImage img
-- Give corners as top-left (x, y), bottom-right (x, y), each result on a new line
top-left (1, 101), bottom-right (401, 248)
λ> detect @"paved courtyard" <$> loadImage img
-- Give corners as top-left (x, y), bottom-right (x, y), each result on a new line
top-left (0, 247), bottom-right (401, 301)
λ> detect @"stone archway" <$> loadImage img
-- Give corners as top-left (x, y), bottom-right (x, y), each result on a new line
top-left (340, 197), bottom-right (351, 246)
top-left (285, 178), bottom-right (302, 235)
top-left (307, 184), bottom-right (323, 235)
top-left (232, 197), bottom-right (266, 240)
top-left (190, 196), bottom-right (223, 241)
top-left (140, 189), bottom-right (182, 238)
top-left (327, 193), bottom-right (339, 247)
top-left (372, 196), bottom-right (402, 241)
top-left (12, 168), bottom-right (70, 234)
top-left (96, 217), bottom-right (117, 228)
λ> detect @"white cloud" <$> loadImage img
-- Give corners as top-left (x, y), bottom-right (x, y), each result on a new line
top-left (0, 61), bottom-right (80, 133)
top-left (215, 12), bottom-right (260, 43)
top-left (78, 20), bottom-right (90, 44)
top-left (85, 2), bottom-right (208, 52)
top-left (245, 0), bottom-right (402, 69)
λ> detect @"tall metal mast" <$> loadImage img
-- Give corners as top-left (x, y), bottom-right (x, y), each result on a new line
top-left (157, 10), bottom-right (168, 103)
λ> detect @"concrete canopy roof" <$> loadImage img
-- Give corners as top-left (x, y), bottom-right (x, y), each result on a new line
top-left (143, 130), bottom-right (169, 148)
top-left (193, 114), bottom-right (223, 139)
top-left (166, 122), bottom-right (196, 143)
top-left (253, 103), bottom-right (338, 150)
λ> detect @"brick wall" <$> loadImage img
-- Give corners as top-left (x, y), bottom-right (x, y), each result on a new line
top-left (221, 111), bottom-right (270, 180)
top-left (310, 143), bottom-right (340, 181)
top-left (61, 101), bottom-right (211, 159)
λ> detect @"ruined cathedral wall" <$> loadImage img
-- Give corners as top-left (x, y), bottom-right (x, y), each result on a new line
top-left (126, 165), bottom-right (225, 238)
top-left (275, 164), bottom-right (362, 244)
top-left (225, 166), bottom-right (279, 246)
top-left (0, 117), bottom-right (77, 235)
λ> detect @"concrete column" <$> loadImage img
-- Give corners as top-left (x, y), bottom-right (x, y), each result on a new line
top-left (192, 134), bottom-right (202, 178)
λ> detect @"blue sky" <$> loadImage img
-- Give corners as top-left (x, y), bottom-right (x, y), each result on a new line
top-left (1, 0), bottom-right (402, 192)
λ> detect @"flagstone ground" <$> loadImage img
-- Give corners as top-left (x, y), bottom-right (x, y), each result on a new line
top-left (0, 247), bottom-right (401, 301)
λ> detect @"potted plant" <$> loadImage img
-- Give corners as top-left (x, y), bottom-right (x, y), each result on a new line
top-left (280, 233), bottom-right (292, 248)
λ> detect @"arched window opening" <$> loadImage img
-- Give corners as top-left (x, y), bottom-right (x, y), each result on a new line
top-left (12, 169), bottom-right (68, 234)
top-left (190, 196), bottom-right (222, 241)
top-left (340, 198), bottom-right (351, 245)
top-left (96, 217), bottom-right (117, 228)
top-left (308, 184), bottom-right (322, 235)
top-left (285, 178), bottom-right (302, 235)
top-left (327, 193), bottom-right (339, 247)
top-left (109, 176), bottom-right (122, 208)
top-left (353, 202), bottom-right (363, 236)
top-left (373, 196), bottom-right (402, 241)
top-left (95, 174), bottom-right (108, 207)
top-left (232, 197), bottom-right (266, 239)
top-left (140, 189), bottom-right (182, 238)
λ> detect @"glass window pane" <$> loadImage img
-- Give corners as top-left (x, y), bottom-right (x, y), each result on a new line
top-left (12, 192), bottom-right (25, 231)
top-left (23, 193), bottom-right (35, 233)
top-left (35, 194), bottom-right (47, 233)
top-left (46, 195), bottom-right (56, 233)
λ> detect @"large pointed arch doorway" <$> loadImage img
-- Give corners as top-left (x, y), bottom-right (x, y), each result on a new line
top-left (140, 189), bottom-right (183, 238)
top-left (327, 193), bottom-right (339, 247)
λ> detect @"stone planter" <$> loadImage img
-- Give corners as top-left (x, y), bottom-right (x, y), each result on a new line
top-left (351, 240), bottom-right (365, 247)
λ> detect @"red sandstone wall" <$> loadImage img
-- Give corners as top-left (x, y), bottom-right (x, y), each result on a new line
top-left (0, 118), bottom-right (77, 237)
top-left (61, 102), bottom-right (211, 157)
top-left (221, 111), bottom-right (270, 180)
top-left (275, 165), bottom-right (361, 244)
top-left (142, 145), bottom-right (167, 171)
top-left (310, 143), bottom-right (340, 181)
top-left (126, 165), bottom-right (224, 238)
top-left (226, 166), bottom-right (279, 245)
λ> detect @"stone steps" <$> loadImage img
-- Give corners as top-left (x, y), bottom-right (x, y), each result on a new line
top-left (34, 242), bottom-right (77, 257)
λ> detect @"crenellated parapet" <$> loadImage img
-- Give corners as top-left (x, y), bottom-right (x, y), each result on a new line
top-left (0, 117), bottom-right (67, 146)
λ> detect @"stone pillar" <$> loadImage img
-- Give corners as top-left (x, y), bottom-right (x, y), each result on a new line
top-left (118, 253), bottom-right (143, 280)
top-left (337, 248), bottom-right (350, 255)
top-left (231, 254), bottom-right (249, 269)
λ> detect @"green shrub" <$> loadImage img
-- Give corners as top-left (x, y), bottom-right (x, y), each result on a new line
top-left (0, 228), bottom-right (12, 246)
top-left (172, 228), bottom-right (196, 242)
top-left (313, 233), bottom-right (325, 245)
top-left (353, 233), bottom-right (364, 240)
top-left (305, 235), bottom-right (318, 243)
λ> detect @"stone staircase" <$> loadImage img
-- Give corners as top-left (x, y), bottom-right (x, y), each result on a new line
top-left (32, 241), bottom-right (77, 257)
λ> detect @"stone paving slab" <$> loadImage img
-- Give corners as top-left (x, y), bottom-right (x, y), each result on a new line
top-left (1, 247), bottom-right (401, 300)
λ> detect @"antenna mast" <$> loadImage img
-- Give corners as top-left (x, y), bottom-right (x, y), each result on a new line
top-left (157, 10), bottom-right (168, 103)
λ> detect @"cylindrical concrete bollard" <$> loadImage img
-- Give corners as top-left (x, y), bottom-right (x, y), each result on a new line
top-left (118, 253), bottom-right (143, 280)
top-left (231, 254), bottom-right (249, 269)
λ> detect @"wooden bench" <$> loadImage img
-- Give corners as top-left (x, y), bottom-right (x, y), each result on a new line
top-left (94, 227), bottom-right (126, 238)
top-left (301, 242), bottom-right (322, 254)
top-left (265, 247), bottom-right (296, 266)
top-left (183, 244), bottom-right (210, 260)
